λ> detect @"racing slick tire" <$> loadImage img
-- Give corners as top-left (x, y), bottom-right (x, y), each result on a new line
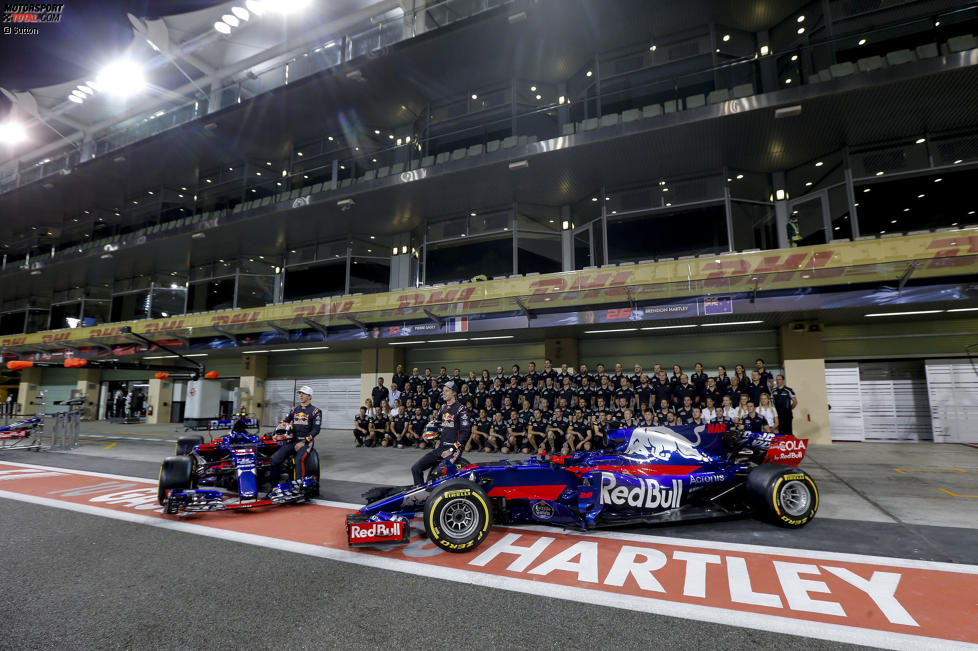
top-left (293, 447), bottom-right (321, 497)
top-left (423, 479), bottom-right (493, 553)
top-left (175, 435), bottom-right (204, 456)
top-left (425, 456), bottom-right (471, 484)
top-left (746, 463), bottom-right (818, 527)
top-left (158, 455), bottom-right (195, 507)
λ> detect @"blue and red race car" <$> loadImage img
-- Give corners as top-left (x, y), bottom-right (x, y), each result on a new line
top-left (157, 421), bottom-right (319, 514)
top-left (347, 423), bottom-right (816, 553)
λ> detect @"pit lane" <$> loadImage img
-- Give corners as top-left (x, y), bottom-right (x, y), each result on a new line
top-left (0, 425), bottom-right (976, 650)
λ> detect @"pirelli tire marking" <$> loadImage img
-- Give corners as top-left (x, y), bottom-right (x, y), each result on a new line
top-left (771, 472), bottom-right (818, 527)
top-left (425, 482), bottom-right (492, 552)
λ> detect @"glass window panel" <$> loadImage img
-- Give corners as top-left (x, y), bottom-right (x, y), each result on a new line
top-left (111, 291), bottom-right (151, 322)
top-left (428, 216), bottom-right (468, 242)
top-left (855, 168), bottom-right (978, 235)
top-left (470, 210), bottom-right (511, 235)
top-left (426, 236), bottom-right (513, 284)
top-left (518, 233), bottom-right (562, 275)
top-left (574, 229), bottom-right (592, 270)
top-left (149, 287), bottom-right (186, 318)
top-left (288, 245), bottom-right (317, 267)
top-left (787, 152), bottom-right (844, 198)
top-left (349, 258), bottom-right (390, 294)
top-left (606, 205), bottom-right (728, 262)
top-left (186, 279), bottom-right (235, 313)
top-left (829, 186), bottom-right (853, 241)
top-left (83, 300), bottom-right (110, 326)
top-left (351, 240), bottom-right (385, 258)
top-left (730, 202), bottom-right (776, 251)
top-left (50, 303), bottom-right (81, 330)
top-left (728, 171), bottom-right (772, 202)
top-left (790, 198), bottom-right (827, 246)
top-left (284, 261), bottom-right (346, 301)
top-left (25, 310), bottom-right (48, 334)
top-left (851, 143), bottom-right (929, 179)
top-left (236, 275), bottom-right (275, 308)
top-left (0, 312), bottom-right (25, 335)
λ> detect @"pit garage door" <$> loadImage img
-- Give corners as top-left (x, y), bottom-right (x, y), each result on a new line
top-left (826, 361), bottom-right (933, 441)
top-left (264, 377), bottom-right (361, 429)
top-left (925, 359), bottom-right (978, 443)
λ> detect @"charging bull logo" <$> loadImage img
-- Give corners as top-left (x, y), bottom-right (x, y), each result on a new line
top-left (622, 427), bottom-right (713, 463)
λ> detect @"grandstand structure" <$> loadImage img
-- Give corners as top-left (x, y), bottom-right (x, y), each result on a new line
top-left (1, 0), bottom-right (978, 444)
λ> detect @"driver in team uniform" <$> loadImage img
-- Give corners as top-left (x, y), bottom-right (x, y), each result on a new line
top-left (269, 385), bottom-right (322, 483)
top-left (410, 381), bottom-right (472, 485)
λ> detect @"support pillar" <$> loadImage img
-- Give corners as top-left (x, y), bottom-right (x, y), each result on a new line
top-left (240, 353), bottom-right (268, 424)
top-left (147, 376), bottom-right (172, 424)
top-left (16, 367), bottom-right (42, 415)
top-left (360, 346), bottom-right (405, 406)
top-left (75, 368), bottom-right (100, 421)
top-left (544, 337), bottom-right (578, 371)
top-left (779, 323), bottom-right (831, 444)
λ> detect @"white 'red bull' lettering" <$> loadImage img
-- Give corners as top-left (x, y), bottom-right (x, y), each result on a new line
top-left (600, 473), bottom-right (683, 509)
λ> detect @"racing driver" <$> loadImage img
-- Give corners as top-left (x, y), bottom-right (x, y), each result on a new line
top-left (410, 380), bottom-right (471, 485)
top-left (269, 385), bottom-right (322, 485)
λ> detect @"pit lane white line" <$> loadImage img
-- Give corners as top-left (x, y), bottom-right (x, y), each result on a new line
top-left (1, 461), bottom-right (977, 650)
top-left (0, 488), bottom-right (972, 651)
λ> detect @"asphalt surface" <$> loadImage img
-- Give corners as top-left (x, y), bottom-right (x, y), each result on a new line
top-left (0, 498), bottom-right (866, 651)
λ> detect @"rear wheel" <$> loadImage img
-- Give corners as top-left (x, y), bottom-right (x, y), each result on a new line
top-left (158, 455), bottom-right (194, 507)
top-left (746, 464), bottom-right (818, 527)
top-left (423, 479), bottom-right (493, 553)
top-left (175, 435), bottom-right (204, 456)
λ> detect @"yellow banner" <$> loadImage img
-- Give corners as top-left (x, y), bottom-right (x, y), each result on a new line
top-left (3, 230), bottom-right (976, 350)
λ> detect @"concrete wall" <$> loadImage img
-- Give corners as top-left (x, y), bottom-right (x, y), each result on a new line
top-left (823, 316), bottom-right (978, 360)
top-left (578, 330), bottom-right (779, 372)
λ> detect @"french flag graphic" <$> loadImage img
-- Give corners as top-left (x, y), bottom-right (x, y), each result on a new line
top-left (446, 317), bottom-right (468, 333)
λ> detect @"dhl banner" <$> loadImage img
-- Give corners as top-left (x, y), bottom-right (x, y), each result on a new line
top-left (3, 230), bottom-right (977, 350)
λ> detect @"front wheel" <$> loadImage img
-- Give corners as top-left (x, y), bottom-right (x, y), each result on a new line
top-left (158, 455), bottom-right (194, 507)
top-left (423, 479), bottom-right (493, 553)
top-left (746, 464), bottom-right (818, 527)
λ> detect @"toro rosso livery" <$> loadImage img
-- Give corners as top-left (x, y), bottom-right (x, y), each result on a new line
top-left (347, 423), bottom-right (816, 552)
top-left (157, 422), bottom-right (320, 514)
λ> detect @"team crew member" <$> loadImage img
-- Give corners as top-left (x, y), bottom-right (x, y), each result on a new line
top-left (771, 374), bottom-right (797, 435)
top-left (353, 406), bottom-right (370, 447)
top-left (410, 381), bottom-right (471, 485)
top-left (269, 385), bottom-right (322, 482)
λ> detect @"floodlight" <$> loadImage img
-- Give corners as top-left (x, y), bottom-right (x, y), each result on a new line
top-left (214, 20), bottom-right (231, 34)
top-left (0, 122), bottom-right (27, 144)
top-left (96, 60), bottom-right (146, 95)
top-left (222, 14), bottom-right (240, 27)
top-left (231, 6), bottom-right (250, 21)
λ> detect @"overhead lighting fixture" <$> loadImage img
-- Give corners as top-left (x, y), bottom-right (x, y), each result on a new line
top-left (722, 34), bottom-right (730, 42)
top-left (96, 60), bottom-right (145, 96)
top-left (388, 341), bottom-right (419, 345)
top-left (791, 54), bottom-right (798, 61)
top-left (934, 178), bottom-right (942, 183)
top-left (562, 220), bottom-right (570, 230)
top-left (303, 346), bottom-right (330, 350)
top-left (584, 328), bottom-right (638, 334)
top-left (0, 121), bottom-right (27, 144)
top-left (797, 27), bottom-right (805, 34)
top-left (701, 321), bottom-right (764, 327)
top-left (246, 0), bottom-right (265, 16)
top-left (509, 160), bottom-right (529, 170)
top-left (774, 105), bottom-right (802, 119)
top-left (243, 350), bottom-right (269, 354)
top-left (865, 310), bottom-right (943, 317)
top-left (858, 39), bottom-right (867, 46)
top-left (471, 94), bottom-right (478, 100)
top-left (875, 171), bottom-right (884, 176)
top-left (815, 161), bottom-right (824, 167)
top-left (268, 348), bottom-right (299, 352)
top-left (68, 95), bottom-right (84, 104)
top-left (428, 339), bottom-right (469, 344)
top-left (222, 14), bottom-right (240, 27)
top-left (947, 307), bottom-right (978, 312)
top-left (954, 159), bottom-right (963, 164)
top-left (585, 70), bottom-right (592, 77)
top-left (231, 6), bottom-right (250, 21)
top-left (784, 78), bottom-right (792, 84)
top-left (640, 324), bottom-right (698, 331)
top-left (775, 189), bottom-right (786, 200)
top-left (797, 15), bottom-right (805, 22)
top-left (736, 174), bottom-right (744, 179)
top-left (530, 85), bottom-right (537, 92)
top-left (214, 20), bottom-right (231, 34)
top-left (915, 137), bottom-right (926, 144)
top-left (649, 44), bottom-right (656, 52)
top-left (760, 45), bottom-right (769, 55)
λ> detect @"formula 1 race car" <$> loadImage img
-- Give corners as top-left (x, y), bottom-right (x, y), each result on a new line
top-left (157, 420), bottom-right (320, 514)
top-left (346, 423), bottom-right (816, 553)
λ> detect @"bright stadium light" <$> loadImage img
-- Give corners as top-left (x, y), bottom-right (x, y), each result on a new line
top-left (96, 60), bottom-right (145, 96)
top-left (0, 121), bottom-right (27, 143)
top-left (246, 0), bottom-right (266, 16)
top-left (231, 6), bottom-right (250, 21)
top-left (68, 95), bottom-right (84, 104)
top-left (214, 20), bottom-right (231, 33)
top-left (222, 14), bottom-right (240, 27)
top-left (269, 0), bottom-right (311, 13)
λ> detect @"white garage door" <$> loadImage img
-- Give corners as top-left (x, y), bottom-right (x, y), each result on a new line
top-left (825, 361), bottom-right (932, 442)
top-left (264, 377), bottom-right (361, 430)
top-left (925, 359), bottom-right (978, 443)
